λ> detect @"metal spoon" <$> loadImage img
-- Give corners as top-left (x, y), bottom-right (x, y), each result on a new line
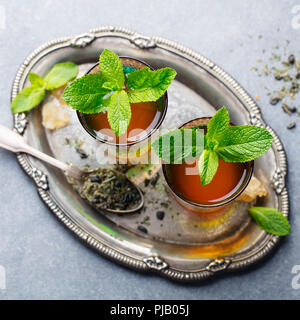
top-left (0, 124), bottom-right (144, 213)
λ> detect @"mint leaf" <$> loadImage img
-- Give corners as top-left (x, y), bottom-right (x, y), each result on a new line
top-left (198, 150), bottom-right (219, 186)
top-left (28, 73), bottom-right (45, 88)
top-left (44, 62), bottom-right (78, 90)
top-left (11, 85), bottom-right (45, 113)
top-left (216, 125), bottom-right (273, 162)
top-left (127, 67), bottom-right (176, 103)
top-left (249, 207), bottom-right (291, 236)
top-left (151, 129), bottom-right (204, 164)
top-left (99, 49), bottom-right (124, 90)
top-left (62, 73), bottom-right (111, 114)
top-left (206, 106), bottom-right (230, 147)
top-left (102, 81), bottom-right (118, 91)
top-left (107, 90), bottom-right (131, 136)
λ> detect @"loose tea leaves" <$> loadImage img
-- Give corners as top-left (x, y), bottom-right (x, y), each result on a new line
top-left (80, 168), bottom-right (142, 211)
top-left (250, 39), bottom-right (300, 125)
top-left (287, 122), bottom-right (296, 129)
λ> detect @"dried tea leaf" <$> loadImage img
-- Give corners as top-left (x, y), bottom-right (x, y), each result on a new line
top-left (236, 176), bottom-right (267, 202)
top-left (42, 102), bottom-right (70, 130)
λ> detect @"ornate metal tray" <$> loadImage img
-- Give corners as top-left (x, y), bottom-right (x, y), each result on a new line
top-left (11, 27), bottom-right (289, 282)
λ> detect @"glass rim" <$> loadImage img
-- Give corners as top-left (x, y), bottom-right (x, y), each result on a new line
top-left (162, 116), bottom-right (254, 208)
top-left (77, 56), bottom-right (168, 147)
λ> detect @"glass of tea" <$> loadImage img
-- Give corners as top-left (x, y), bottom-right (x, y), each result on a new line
top-left (162, 117), bottom-right (254, 213)
top-left (77, 57), bottom-right (168, 164)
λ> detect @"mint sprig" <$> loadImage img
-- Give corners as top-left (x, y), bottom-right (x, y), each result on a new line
top-left (11, 62), bottom-right (78, 114)
top-left (62, 49), bottom-right (177, 136)
top-left (201, 107), bottom-right (273, 182)
top-left (152, 106), bottom-right (273, 186)
top-left (249, 207), bottom-right (291, 236)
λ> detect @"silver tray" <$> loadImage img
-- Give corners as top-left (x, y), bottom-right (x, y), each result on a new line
top-left (11, 26), bottom-right (289, 282)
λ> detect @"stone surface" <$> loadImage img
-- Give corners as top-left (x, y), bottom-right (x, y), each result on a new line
top-left (0, 0), bottom-right (300, 300)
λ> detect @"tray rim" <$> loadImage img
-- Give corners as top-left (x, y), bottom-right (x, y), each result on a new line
top-left (11, 26), bottom-right (289, 282)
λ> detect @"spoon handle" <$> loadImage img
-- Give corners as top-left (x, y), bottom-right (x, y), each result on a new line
top-left (0, 124), bottom-right (70, 173)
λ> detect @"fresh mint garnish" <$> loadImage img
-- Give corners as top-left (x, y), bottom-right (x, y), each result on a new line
top-left (127, 67), bottom-right (177, 103)
top-left (11, 86), bottom-right (46, 114)
top-left (249, 207), bottom-right (291, 236)
top-left (151, 129), bottom-right (204, 164)
top-left (107, 90), bottom-right (131, 137)
top-left (206, 106), bottom-right (229, 145)
top-left (216, 125), bottom-right (273, 162)
top-left (44, 62), bottom-right (78, 90)
top-left (11, 62), bottom-right (78, 114)
top-left (198, 150), bottom-right (219, 185)
top-left (28, 73), bottom-right (45, 88)
top-left (62, 50), bottom-right (176, 136)
top-left (152, 106), bottom-right (273, 186)
top-left (63, 73), bottom-right (111, 114)
top-left (99, 49), bottom-right (125, 90)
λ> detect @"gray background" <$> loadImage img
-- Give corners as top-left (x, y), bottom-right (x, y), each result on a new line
top-left (0, 0), bottom-right (299, 300)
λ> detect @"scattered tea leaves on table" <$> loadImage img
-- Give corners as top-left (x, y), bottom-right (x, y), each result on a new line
top-left (249, 37), bottom-right (300, 128)
top-left (287, 122), bottom-right (296, 129)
